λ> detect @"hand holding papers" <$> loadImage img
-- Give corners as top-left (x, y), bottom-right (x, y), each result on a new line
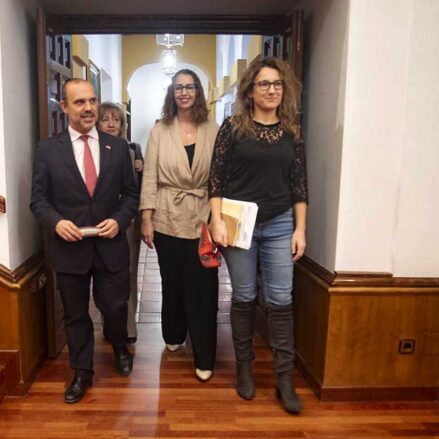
top-left (220, 198), bottom-right (258, 250)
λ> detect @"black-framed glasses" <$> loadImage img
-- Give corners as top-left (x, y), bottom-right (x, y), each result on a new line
top-left (253, 80), bottom-right (284, 91)
top-left (173, 83), bottom-right (197, 93)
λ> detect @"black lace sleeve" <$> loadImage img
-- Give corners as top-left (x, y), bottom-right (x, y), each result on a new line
top-left (208, 117), bottom-right (233, 198)
top-left (291, 140), bottom-right (309, 204)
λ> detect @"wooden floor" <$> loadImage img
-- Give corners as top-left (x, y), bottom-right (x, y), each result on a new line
top-left (1, 245), bottom-right (439, 438)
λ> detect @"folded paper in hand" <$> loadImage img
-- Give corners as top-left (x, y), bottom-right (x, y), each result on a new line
top-left (221, 198), bottom-right (258, 250)
top-left (79, 226), bottom-right (100, 237)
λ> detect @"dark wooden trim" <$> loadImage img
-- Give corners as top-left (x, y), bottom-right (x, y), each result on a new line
top-left (37, 7), bottom-right (49, 140)
top-left (0, 366), bottom-right (7, 403)
top-left (297, 255), bottom-right (439, 292)
top-left (333, 272), bottom-right (439, 288)
top-left (296, 350), bottom-right (438, 401)
top-left (319, 386), bottom-right (439, 402)
top-left (294, 351), bottom-right (323, 399)
top-left (0, 351), bottom-right (25, 397)
top-left (296, 255), bottom-right (335, 287)
top-left (46, 14), bottom-right (289, 35)
top-left (295, 255), bottom-right (439, 401)
top-left (0, 252), bottom-right (44, 288)
top-left (0, 195), bottom-right (5, 215)
top-left (22, 345), bottom-right (47, 395)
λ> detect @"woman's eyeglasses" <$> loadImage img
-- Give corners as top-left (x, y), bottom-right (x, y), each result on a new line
top-left (253, 80), bottom-right (284, 91)
top-left (100, 116), bottom-right (120, 124)
top-left (174, 84), bottom-right (197, 93)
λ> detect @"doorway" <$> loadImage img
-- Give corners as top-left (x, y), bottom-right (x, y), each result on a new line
top-left (37, 12), bottom-right (303, 357)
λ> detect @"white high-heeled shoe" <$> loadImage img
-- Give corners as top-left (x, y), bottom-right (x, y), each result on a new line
top-left (195, 368), bottom-right (212, 381)
top-left (166, 344), bottom-right (180, 352)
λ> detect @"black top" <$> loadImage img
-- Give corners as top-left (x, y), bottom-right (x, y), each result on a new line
top-left (208, 117), bottom-right (308, 223)
top-left (184, 143), bottom-right (195, 170)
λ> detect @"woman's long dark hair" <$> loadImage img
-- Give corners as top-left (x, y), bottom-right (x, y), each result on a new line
top-left (161, 69), bottom-right (209, 126)
top-left (232, 57), bottom-right (302, 139)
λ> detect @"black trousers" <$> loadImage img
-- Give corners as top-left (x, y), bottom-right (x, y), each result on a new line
top-left (57, 246), bottom-right (130, 376)
top-left (154, 231), bottom-right (219, 370)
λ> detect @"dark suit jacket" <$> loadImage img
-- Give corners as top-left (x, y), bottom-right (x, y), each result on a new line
top-left (30, 130), bottom-right (139, 274)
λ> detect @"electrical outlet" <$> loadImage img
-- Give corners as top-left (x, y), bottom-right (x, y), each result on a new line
top-left (399, 339), bottom-right (415, 354)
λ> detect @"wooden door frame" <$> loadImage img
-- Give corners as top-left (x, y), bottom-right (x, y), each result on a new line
top-left (46, 14), bottom-right (290, 35)
top-left (37, 10), bottom-right (303, 358)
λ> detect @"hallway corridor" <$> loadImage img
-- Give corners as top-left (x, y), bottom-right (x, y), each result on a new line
top-left (1, 245), bottom-right (439, 438)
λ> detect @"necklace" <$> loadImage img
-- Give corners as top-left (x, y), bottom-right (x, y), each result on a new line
top-left (180, 125), bottom-right (197, 140)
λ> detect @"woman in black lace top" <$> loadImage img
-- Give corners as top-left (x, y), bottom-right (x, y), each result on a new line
top-left (208, 57), bottom-right (308, 414)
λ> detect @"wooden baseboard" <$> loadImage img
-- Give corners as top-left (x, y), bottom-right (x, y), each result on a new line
top-left (22, 345), bottom-right (47, 393)
top-left (0, 251), bottom-right (47, 399)
top-left (295, 350), bottom-right (438, 401)
top-left (0, 366), bottom-right (7, 403)
top-left (319, 386), bottom-right (439, 402)
top-left (0, 351), bottom-right (25, 397)
top-left (293, 256), bottom-right (439, 401)
top-left (294, 350), bottom-right (323, 398)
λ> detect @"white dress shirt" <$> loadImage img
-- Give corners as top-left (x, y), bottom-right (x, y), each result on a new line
top-left (68, 125), bottom-right (100, 180)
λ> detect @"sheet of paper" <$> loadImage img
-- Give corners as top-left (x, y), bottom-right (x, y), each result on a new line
top-left (221, 198), bottom-right (258, 250)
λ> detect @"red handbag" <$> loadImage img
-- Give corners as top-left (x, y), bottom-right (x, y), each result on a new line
top-left (198, 223), bottom-right (221, 268)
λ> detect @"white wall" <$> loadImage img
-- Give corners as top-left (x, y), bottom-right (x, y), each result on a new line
top-left (392, 0), bottom-right (439, 277)
top-left (0, 27), bottom-right (10, 267)
top-left (0, 0), bottom-right (41, 270)
top-left (300, 0), bottom-right (439, 277)
top-left (85, 35), bottom-right (122, 104)
top-left (297, 0), bottom-right (350, 272)
top-left (335, 0), bottom-right (412, 273)
top-left (334, 0), bottom-right (439, 277)
top-left (127, 63), bottom-right (209, 152)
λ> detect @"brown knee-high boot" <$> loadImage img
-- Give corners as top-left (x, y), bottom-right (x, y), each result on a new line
top-left (266, 303), bottom-right (302, 413)
top-left (230, 299), bottom-right (257, 400)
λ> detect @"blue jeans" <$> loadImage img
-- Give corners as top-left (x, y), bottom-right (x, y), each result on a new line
top-left (221, 209), bottom-right (294, 306)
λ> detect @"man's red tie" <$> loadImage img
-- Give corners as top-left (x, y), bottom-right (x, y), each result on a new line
top-left (80, 135), bottom-right (97, 197)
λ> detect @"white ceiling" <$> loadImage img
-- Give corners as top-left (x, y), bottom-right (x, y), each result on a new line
top-left (38, 0), bottom-right (299, 16)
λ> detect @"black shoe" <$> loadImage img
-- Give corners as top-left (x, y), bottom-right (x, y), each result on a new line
top-left (113, 345), bottom-right (133, 376)
top-left (126, 336), bottom-right (137, 344)
top-left (64, 374), bottom-right (92, 404)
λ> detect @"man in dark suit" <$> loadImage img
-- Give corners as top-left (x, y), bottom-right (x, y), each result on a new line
top-left (30, 79), bottom-right (139, 403)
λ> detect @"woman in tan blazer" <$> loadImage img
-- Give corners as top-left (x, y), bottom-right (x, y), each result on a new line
top-left (140, 69), bottom-right (219, 381)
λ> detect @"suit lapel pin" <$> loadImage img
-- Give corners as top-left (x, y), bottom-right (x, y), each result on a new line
top-left (105, 145), bottom-right (111, 150)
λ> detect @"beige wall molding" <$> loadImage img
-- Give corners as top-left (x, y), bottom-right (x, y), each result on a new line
top-left (219, 76), bottom-right (231, 97)
top-left (230, 59), bottom-right (247, 87)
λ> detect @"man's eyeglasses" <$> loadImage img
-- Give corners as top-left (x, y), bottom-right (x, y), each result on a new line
top-left (253, 80), bottom-right (284, 91)
top-left (174, 84), bottom-right (197, 93)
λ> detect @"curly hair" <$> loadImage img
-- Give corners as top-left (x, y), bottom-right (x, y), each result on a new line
top-left (161, 69), bottom-right (209, 126)
top-left (232, 57), bottom-right (302, 139)
top-left (98, 102), bottom-right (127, 139)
